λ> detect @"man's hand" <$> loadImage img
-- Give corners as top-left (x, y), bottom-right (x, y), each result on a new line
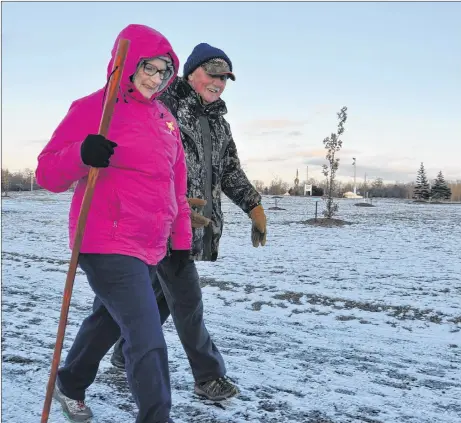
top-left (188, 198), bottom-right (211, 229)
top-left (249, 205), bottom-right (267, 247)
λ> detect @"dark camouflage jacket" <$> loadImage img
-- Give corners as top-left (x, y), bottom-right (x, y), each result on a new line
top-left (159, 77), bottom-right (261, 261)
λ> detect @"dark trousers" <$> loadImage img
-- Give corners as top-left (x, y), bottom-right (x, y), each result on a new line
top-left (57, 254), bottom-right (172, 423)
top-left (115, 256), bottom-right (226, 383)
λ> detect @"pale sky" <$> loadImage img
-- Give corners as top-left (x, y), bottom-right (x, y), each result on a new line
top-left (2, 2), bottom-right (460, 186)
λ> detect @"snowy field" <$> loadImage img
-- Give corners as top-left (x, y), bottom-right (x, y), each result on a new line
top-left (2, 191), bottom-right (461, 423)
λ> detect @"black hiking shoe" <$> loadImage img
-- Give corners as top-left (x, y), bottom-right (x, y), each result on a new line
top-left (110, 348), bottom-right (125, 369)
top-left (194, 377), bottom-right (239, 401)
top-left (110, 339), bottom-right (125, 370)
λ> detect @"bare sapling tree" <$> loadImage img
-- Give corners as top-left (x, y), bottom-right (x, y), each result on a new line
top-left (322, 106), bottom-right (348, 218)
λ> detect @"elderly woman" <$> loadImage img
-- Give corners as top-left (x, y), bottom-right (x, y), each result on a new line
top-left (35, 24), bottom-right (191, 423)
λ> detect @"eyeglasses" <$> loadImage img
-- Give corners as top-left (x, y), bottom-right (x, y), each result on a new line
top-left (143, 62), bottom-right (172, 80)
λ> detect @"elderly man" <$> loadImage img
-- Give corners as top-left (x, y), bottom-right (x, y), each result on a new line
top-left (111, 43), bottom-right (267, 401)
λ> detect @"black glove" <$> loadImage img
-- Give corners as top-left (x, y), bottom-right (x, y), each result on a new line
top-left (169, 250), bottom-right (191, 277)
top-left (80, 134), bottom-right (118, 168)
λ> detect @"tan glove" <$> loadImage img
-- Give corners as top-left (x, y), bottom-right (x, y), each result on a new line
top-left (188, 198), bottom-right (211, 229)
top-left (249, 205), bottom-right (267, 247)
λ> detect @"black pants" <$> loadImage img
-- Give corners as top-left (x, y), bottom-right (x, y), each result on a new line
top-left (114, 256), bottom-right (226, 383)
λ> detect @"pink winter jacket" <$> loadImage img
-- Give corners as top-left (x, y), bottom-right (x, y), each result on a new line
top-left (35, 24), bottom-right (192, 265)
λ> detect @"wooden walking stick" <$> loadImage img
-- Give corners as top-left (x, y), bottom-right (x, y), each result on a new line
top-left (40, 38), bottom-right (130, 423)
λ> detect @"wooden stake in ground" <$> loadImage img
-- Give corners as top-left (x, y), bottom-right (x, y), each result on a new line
top-left (40, 38), bottom-right (130, 423)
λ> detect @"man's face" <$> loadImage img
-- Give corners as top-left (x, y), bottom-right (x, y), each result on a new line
top-left (188, 67), bottom-right (228, 105)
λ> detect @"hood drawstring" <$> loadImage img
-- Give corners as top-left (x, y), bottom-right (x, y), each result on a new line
top-left (101, 66), bottom-right (120, 109)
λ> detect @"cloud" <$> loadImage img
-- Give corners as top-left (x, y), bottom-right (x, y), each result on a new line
top-left (23, 139), bottom-right (48, 146)
top-left (298, 152), bottom-right (419, 182)
top-left (339, 164), bottom-right (413, 182)
top-left (302, 157), bottom-right (326, 166)
top-left (245, 148), bottom-right (326, 165)
top-left (286, 142), bottom-right (302, 149)
top-left (243, 119), bottom-right (309, 131)
top-left (242, 119), bottom-right (309, 138)
top-left (333, 157), bottom-right (460, 184)
top-left (243, 145), bottom-right (363, 167)
top-left (245, 129), bottom-right (305, 138)
top-left (252, 130), bottom-right (284, 137)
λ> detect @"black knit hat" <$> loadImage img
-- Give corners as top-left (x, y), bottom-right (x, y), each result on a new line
top-left (183, 43), bottom-right (235, 81)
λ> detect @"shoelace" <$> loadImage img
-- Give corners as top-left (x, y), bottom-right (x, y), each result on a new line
top-left (67, 399), bottom-right (87, 413)
top-left (207, 378), bottom-right (234, 396)
top-left (76, 401), bottom-right (87, 410)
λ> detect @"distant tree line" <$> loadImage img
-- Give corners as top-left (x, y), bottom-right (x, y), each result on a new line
top-left (2, 166), bottom-right (460, 202)
top-left (252, 173), bottom-right (461, 201)
top-left (2, 168), bottom-right (39, 192)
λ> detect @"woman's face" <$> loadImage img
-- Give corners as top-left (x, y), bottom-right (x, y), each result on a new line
top-left (133, 58), bottom-right (169, 99)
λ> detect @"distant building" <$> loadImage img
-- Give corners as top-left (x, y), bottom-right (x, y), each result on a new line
top-left (343, 191), bottom-right (363, 199)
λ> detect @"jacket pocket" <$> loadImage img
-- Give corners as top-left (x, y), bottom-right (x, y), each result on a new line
top-left (179, 123), bottom-right (196, 141)
top-left (179, 123), bottom-right (200, 161)
top-left (219, 136), bottom-right (230, 160)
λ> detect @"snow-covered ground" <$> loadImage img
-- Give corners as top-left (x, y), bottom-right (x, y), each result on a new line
top-left (2, 191), bottom-right (461, 423)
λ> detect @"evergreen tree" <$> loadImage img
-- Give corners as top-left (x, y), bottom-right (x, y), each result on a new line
top-left (413, 163), bottom-right (430, 200)
top-left (431, 171), bottom-right (452, 200)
